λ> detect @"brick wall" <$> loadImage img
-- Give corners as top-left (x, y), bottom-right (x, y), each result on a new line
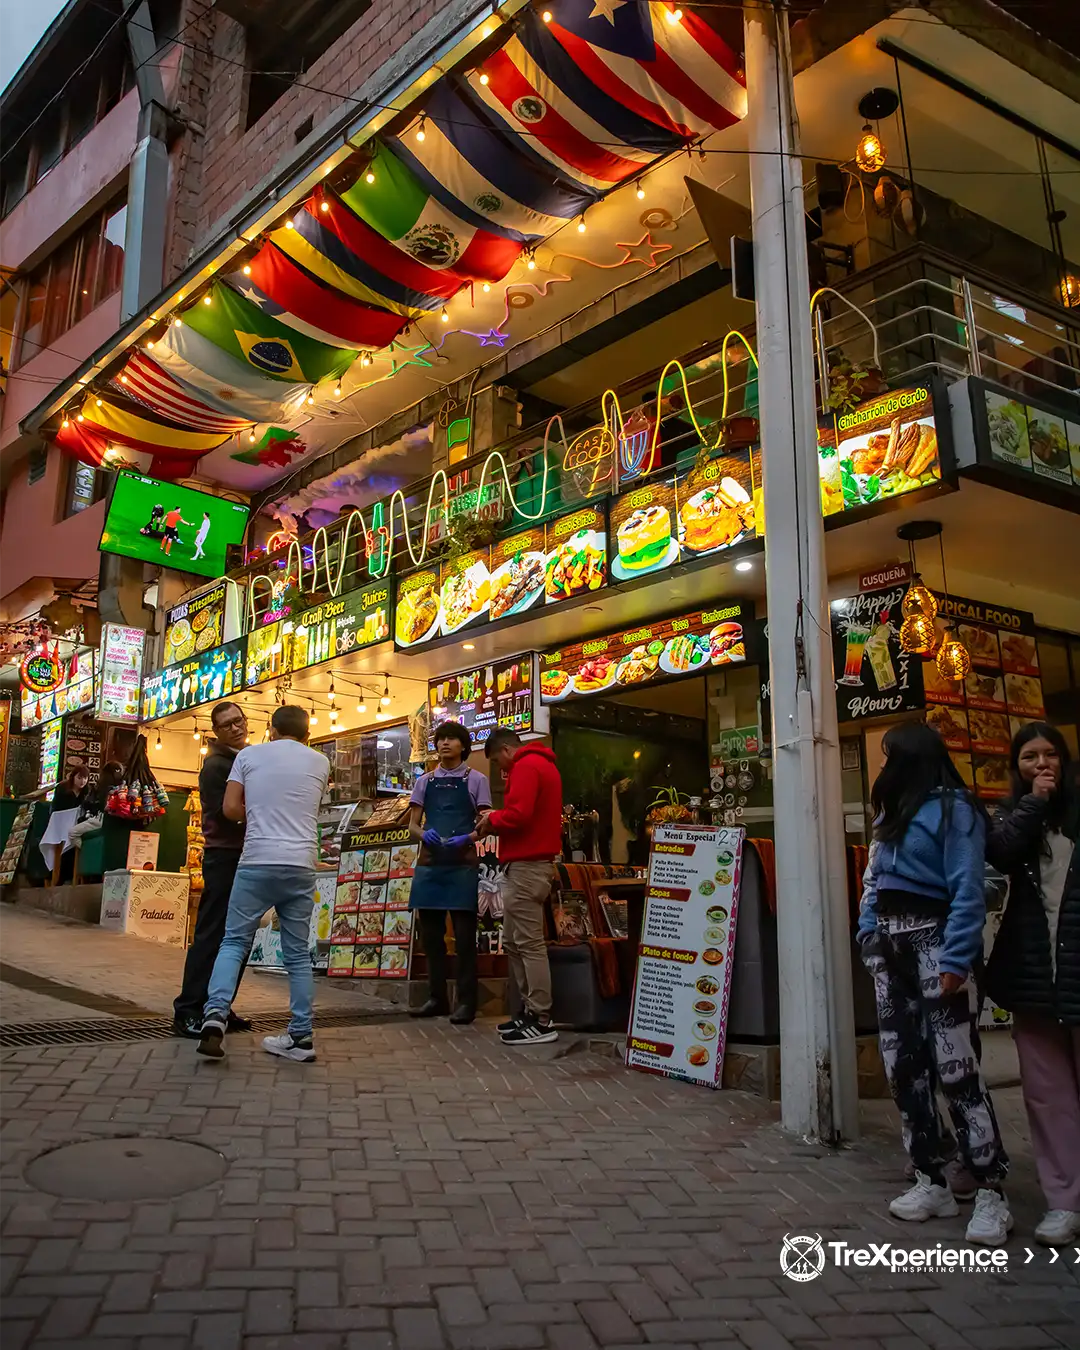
top-left (190, 0), bottom-right (444, 255)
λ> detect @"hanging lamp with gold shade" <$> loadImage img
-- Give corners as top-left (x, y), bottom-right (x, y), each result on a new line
top-left (936, 625), bottom-right (972, 683)
top-left (896, 520), bottom-right (943, 656)
top-left (853, 88), bottom-right (898, 175)
top-left (900, 612), bottom-right (938, 656)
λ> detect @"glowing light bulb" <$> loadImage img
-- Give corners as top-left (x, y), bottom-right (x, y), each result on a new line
top-left (479, 72), bottom-right (489, 85)
top-left (935, 628), bottom-right (972, 682)
top-left (666, 7), bottom-right (683, 23)
top-left (146, 340), bottom-right (155, 349)
top-left (200, 740), bottom-right (208, 756)
top-left (380, 682), bottom-right (391, 706)
top-left (334, 383), bottom-right (341, 397)
top-left (854, 123), bottom-right (886, 173)
top-left (77, 413), bottom-right (84, 422)
top-left (328, 685), bottom-right (335, 704)
top-left (202, 294), bottom-right (212, 304)
top-left (120, 374), bottom-right (129, 383)
top-left (365, 170), bottom-right (375, 184)
top-left (527, 257), bottom-right (536, 270)
top-left (542, 10), bottom-right (552, 21)
top-left (96, 398), bottom-right (103, 407)
top-left (577, 217), bottom-right (586, 233)
top-left (193, 726), bottom-right (201, 740)
top-left (248, 431), bottom-right (256, 442)
top-left (361, 352), bottom-right (372, 367)
top-left (285, 218), bottom-right (295, 229)
top-left (636, 183), bottom-right (645, 200)
top-left (242, 264), bottom-right (252, 276)
top-left (441, 308), bottom-right (449, 323)
top-left (482, 281), bottom-right (491, 292)
top-left (310, 710), bottom-right (318, 726)
top-left (172, 316), bottom-right (182, 326)
top-left (306, 395), bottom-right (315, 405)
top-left (330, 707), bottom-right (338, 723)
top-left (356, 700), bottom-right (367, 714)
top-left (61, 418), bottom-right (70, 429)
top-left (155, 734), bottom-right (162, 751)
top-left (416, 123), bottom-right (426, 142)
top-left (319, 200), bottom-right (329, 213)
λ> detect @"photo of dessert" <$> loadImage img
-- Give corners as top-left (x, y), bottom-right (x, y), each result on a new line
top-left (678, 478), bottom-right (754, 555)
top-left (686, 1045), bottom-right (710, 1067)
top-left (612, 502), bottom-right (676, 579)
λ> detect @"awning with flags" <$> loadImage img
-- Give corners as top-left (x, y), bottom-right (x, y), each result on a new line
top-left (45, 1), bottom-right (745, 477)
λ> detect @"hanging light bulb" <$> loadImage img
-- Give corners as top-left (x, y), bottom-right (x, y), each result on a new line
top-left (155, 732), bottom-right (162, 751)
top-left (854, 123), bottom-right (886, 173)
top-left (77, 413), bottom-right (85, 422)
top-left (61, 417), bottom-right (70, 429)
top-left (356, 697), bottom-right (367, 714)
top-left (415, 117), bottom-right (426, 143)
top-left (365, 169), bottom-right (375, 184)
top-left (96, 397), bottom-right (103, 407)
top-left (360, 351), bottom-right (372, 367)
top-left (482, 281), bottom-right (491, 292)
top-left (1060, 274), bottom-right (1080, 309)
top-left (899, 612), bottom-right (938, 656)
top-left (440, 307), bottom-right (449, 323)
top-left (334, 383), bottom-right (342, 397)
top-left (380, 678), bottom-right (391, 707)
top-left (636, 182), bottom-right (645, 200)
top-left (199, 737), bottom-right (208, 757)
top-left (146, 339), bottom-right (155, 349)
top-left (478, 71), bottom-right (489, 86)
top-left (577, 216), bottom-right (587, 233)
top-left (319, 199), bottom-right (330, 213)
top-left (242, 264), bottom-right (252, 276)
top-left (248, 430), bottom-right (256, 443)
top-left (306, 394), bottom-right (315, 405)
top-left (526, 255), bottom-right (536, 270)
top-left (285, 218), bottom-right (295, 229)
top-left (901, 574), bottom-right (938, 621)
top-left (666, 8), bottom-right (683, 23)
top-left (192, 724), bottom-right (201, 740)
top-left (202, 294), bottom-right (212, 305)
top-left (310, 706), bottom-right (319, 727)
top-left (329, 707), bottom-right (338, 723)
top-left (935, 625), bottom-right (972, 683)
top-left (328, 682), bottom-right (335, 705)
top-left (542, 9), bottom-right (552, 21)
top-left (172, 316), bottom-right (182, 326)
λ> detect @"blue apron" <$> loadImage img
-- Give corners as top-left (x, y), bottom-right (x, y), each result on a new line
top-left (407, 774), bottom-right (479, 913)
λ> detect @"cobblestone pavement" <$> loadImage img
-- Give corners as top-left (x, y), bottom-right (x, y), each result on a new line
top-left (0, 905), bottom-right (394, 1023)
top-left (3, 1010), bottom-right (1078, 1350)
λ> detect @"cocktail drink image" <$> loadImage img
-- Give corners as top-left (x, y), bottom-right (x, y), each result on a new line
top-left (837, 622), bottom-right (871, 686)
top-left (866, 619), bottom-right (897, 691)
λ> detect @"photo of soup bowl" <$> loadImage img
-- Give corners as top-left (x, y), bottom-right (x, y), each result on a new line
top-left (693, 999), bottom-right (717, 1015)
top-left (702, 948), bottom-right (724, 966)
top-left (705, 905), bottom-right (729, 924)
top-left (704, 926), bottom-right (725, 943)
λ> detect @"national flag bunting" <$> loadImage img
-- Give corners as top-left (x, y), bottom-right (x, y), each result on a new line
top-left (544, 2), bottom-right (746, 140)
top-left (340, 143), bottom-right (522, 283)
top-left (112, 351), bottom-right (251, 433)
top-left (270, 189), bottom-right (464, 317)
top-left (75, 396), bottom-right (233, 457)
top-left (155, 321), bottom-right (313, 423)
top-left (53, 416), bottom-right (209, 480)
top-left (184, 282), bottom-right (356, 384)
top-left (388, 81), bottom-right (597, 243)
top-left (230, 245), bottom-right (408, 350)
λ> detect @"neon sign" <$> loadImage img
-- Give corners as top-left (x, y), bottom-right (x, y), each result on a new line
top-left (20, 645), bottom-right (63, 695)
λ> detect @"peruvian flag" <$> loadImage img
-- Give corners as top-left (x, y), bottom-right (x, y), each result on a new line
top-left (544, 1), bottom-right (745, 140)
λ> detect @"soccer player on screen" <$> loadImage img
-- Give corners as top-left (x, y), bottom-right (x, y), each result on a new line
top-left (160, 506), bottom-right (193, 557)
top-left (192, 513), bottom-right (212, 561)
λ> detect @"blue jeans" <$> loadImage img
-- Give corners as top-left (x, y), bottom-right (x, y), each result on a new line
top-left (204, 865), bottom-right (316, 1039)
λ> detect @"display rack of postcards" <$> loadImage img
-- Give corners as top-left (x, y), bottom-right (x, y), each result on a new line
top-left (182, 789), bottom-right (204, 945)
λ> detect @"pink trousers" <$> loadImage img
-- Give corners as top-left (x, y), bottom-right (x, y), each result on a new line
top-left (1013, 1011), bottom-right (1080, 1211)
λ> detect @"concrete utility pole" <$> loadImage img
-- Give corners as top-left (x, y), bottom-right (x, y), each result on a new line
top-left (742, 0), bottom-right (859, 1142)
top-left (121, 0), bottom-right (171, 319)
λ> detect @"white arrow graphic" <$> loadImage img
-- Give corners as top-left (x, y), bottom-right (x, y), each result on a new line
top-left (1074, 1248), bottom-right (1080, 1264)
top-left (1024, 1248), bottom-right (1035, 1264)
top-left (1049, 1248), bottom-right (1059, 1264)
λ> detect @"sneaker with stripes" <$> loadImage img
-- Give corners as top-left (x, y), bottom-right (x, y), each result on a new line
top-left (501, 1014), bottom-right (558, 1045)
top-left (497, 1014), bottom-right (525, 1036)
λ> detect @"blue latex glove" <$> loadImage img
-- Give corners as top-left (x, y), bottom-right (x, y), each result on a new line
top-left (421, 828), bottom-right (441, 849)
top-left (444, 834), bottom-right (473, 850)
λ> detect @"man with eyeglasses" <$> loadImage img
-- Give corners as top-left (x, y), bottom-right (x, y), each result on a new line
top-left (173, 701), bottom-right (253, 1038)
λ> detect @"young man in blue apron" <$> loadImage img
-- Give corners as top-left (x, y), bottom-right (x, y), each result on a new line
top-left (407, 721), bottom-right (491, 1024)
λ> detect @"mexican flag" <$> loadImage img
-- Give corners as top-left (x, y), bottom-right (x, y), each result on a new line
top-left (340, 141), bottom-right (521, 284)
top-left (185, 282), bottom-right (356, 385)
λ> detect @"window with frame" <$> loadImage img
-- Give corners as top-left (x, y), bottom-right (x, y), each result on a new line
top-left (11, 195), bottom-right (127, 368)
top-left (63, 458), bottom-right (107, 519)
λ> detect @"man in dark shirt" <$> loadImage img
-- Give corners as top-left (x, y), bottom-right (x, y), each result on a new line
top-left (173, 701), bottom-right (252, 1037)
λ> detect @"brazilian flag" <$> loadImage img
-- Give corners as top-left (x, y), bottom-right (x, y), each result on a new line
top-left (186, 282), bottom-right (356, 384)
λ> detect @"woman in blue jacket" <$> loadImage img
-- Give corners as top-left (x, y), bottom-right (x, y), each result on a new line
top-left (859, 722), bottom-right (1010, 1243)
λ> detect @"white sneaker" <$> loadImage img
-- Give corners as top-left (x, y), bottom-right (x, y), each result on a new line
top-left (262, 1033), bottom-right (316, 1063)
top-left (965, 1189), bottom-right (1013, 1244)
top-left (1034, 1210), bottom-right (1080, 1246)
top-left (889, 1172), bottom-right (959, 1221)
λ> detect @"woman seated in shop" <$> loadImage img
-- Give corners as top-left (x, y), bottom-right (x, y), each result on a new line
top-left (406, 721), bottom-right (491, 1026)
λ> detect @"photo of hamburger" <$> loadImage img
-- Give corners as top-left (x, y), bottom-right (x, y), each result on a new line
top-left (710, 622), bottom-right (745, 665)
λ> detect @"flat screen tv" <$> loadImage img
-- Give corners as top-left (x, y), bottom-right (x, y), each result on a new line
top-left (98, 471), bottom-right (249, 580)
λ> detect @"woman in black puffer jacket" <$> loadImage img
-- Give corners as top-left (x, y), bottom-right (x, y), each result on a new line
top-left (986, 723), bottom-right (1079, 1247)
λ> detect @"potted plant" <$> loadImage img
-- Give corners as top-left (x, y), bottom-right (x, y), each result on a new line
top-left (447, 511), bottom-right (500, 561)
top-left (825, 355), bottom-right (887, 413)
top-left (715, 413), bottom-right (760, 451)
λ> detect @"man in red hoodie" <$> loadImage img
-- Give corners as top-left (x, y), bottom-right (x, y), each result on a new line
top-left (480, 729), bottom-right (563, 1044)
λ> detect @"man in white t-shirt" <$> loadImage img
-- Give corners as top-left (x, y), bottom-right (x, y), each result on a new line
top-left (197, 704), bottom-right (330, 1063)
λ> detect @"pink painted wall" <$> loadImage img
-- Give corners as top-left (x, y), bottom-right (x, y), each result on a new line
top-left (0, 92), bottom-right (139, 272)
top-left (0, 451), bottom-right (106, 611)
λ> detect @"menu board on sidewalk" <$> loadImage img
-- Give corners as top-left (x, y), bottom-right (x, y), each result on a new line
top-left (329, 825), bottom-right (417, 978)
top-left (626, 825), bottom-right (744, 1089)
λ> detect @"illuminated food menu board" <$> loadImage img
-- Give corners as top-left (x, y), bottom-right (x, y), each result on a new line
top-left (163, 581), bottom-right (227, 667)
top-left (39, 717), bottom-right (63, 790)
top-left (974, 380), bottom-right (1080, 491)
top-left (141, 637), bottom-right (247, 720)
top-left (540, 602), bottom-right (748, 703)
top-left (922, 594), bottom-right (1044, 801)
top-left (428, 654), bottom-right (534, 747)
top-left (246, 583), bottom-right (391, 685)
top-left (395, 504), bottom-right (607, 649)
top-left (97, 624), bottom-right (146, 724)
top-left (818, 385), bottom-right (944, 515)
top-left (329, 825), bottom-right (416, 979)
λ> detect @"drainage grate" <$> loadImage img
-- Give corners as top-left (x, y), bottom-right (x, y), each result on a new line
top-left (1, 1008), bottom-right (406, 1049)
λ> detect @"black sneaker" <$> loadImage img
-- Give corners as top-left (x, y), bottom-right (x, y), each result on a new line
top-left (501, 1015), bottom-right (558, 1046)
top-left (196, 1016), bottom-right (226, 1059)
top-left (172, 1015), bottom-right (203, 1040)
top-left (227, 1013), bottom-right (253, 1033)
top-left (497, 1014), bottom-right (524, 1035)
